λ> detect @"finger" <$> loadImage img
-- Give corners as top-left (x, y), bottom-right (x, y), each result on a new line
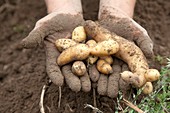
top-left (21, 14), bottom-right (83, 48)
top-left (97, 74), bottom-right (108, 95)
top-left (107, 61), bottom-right (121, 98)
top-left (119, 63), bottom-right (131, 92)
top-left (80, 72), bottom-right (91, 92)
top-left (62, 64), bottom-right (81, 92)
top-left (88, 64), bottom-right (100, 82)
top-left (100, 18), bottom-right (153, 58)
top-left (44, 40), bottom-right (64, 86)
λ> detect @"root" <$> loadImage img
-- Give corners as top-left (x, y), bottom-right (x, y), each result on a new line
top-left (93, 88), bottom-right (97, 113)
top-left (122, 98), bottom-right (144, 113)
top-left (58, 86), bottom-right (62, 109)
top-left (39, 85), bottom-right (47, 113)
top-left (39, 80), bottom-right (52, 113)
top-left (84, 104), bottom-right (103, 113)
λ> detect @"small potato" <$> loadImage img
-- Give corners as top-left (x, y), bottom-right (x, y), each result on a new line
top-left (91, 39), bottom-right (119, 57)
top-left (72, 61), bottom-right (86, 76)
top-left (86, 40), bottom-right (97, 47)
top-left (55, 39), bottom-right (77, 52)
top-left (142, 82), bottom-right (153, 94)
top-left (87, 55), bottom-right (98, 65)
top-left (72, 26), bottom-right (86, 43)
top-left (121, 71), bottom-right (146, 88)
top-left (145, 69), bottom-right (160, 82)
top-left (97, 59), bottom-right (113, 75)
top-left (57, 44), bottom-right (90, 66)
top-left (86, 40), bottom-right (98, 64)
top-left (100, 56), bottom-right (113, 64)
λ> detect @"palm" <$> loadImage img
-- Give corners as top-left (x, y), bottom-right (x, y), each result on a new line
top-left (21, 13), bottom-right (89, 92)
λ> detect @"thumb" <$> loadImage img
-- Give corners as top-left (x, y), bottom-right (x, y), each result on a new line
top-left (21, 14), bottom-right (63, 48)
top-left (131, 20), bottom-right (154, 58)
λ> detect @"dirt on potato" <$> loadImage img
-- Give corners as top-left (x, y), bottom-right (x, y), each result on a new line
top-left (0, 0), bottom-right (169, 113)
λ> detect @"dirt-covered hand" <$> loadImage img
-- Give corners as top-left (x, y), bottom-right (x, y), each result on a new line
top-left (96, 8), bottom-right (154, 98)
top-left (21, 13), bottom-right (91, 92)
top-left (99, 7), bottom-right (154, 58)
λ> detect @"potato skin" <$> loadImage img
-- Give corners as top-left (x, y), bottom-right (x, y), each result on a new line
top-left (100, 56), bottom-right (113, 64)
top-left (91, 39), bottom-right (119, 57)
top-left (97, 59), bottom-right (113, 75)
top-left (145, 69), bottom-right (160, 82)
top-left (121, 71), bottom-right (145, 88)
top-left (87, 55), bottom-right (98, 65)
top-left (72, 61), bottom-right (86, 76)
top-left (86, 40), bottom-right (97, 47)
top-left (55, 39), bottom-right (77, 52)
top-left (72, 26), bottom-right (86, 43)
top-left (84, 21), bottom-right (112, 42)
top-left (57, 44), bottom-right (90, 66)
top-left (86, 40), bottom-right (98, 64)
top-left (142, 82), bottom-right (153, 94)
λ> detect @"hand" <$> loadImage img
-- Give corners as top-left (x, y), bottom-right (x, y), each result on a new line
top-left (95, 6), bottom-right (154, 98)
top-left (21, 12), bottom-right (92, 92)
top-left (98, 7), bottom-right (154, 58)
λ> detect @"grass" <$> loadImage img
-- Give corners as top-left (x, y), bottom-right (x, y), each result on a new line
top-left (119, 57), bottom-right (170, 113)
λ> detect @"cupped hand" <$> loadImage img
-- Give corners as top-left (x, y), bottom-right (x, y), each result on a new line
top-left (21, 12), bottom-right (91, 92)
top-left (94, 7), bottom-right (154, 98)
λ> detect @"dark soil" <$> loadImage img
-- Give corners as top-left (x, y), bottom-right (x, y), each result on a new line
top-left (0, 0), bottom-right (169, 113)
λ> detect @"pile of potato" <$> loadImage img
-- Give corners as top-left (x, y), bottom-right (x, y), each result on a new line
top-left (55, 21), bottom-right (160, 95)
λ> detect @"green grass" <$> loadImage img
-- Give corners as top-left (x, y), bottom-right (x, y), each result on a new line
top-left (119, 58), bottom-right (170, 113)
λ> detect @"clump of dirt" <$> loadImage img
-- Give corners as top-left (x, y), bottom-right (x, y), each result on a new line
top-left (0, 0), bottom-right (169, 113)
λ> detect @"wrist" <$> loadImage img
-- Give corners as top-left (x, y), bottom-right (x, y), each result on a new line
top-left (45, 0), bottom-right (82, 15)
top-left (99, 0), bottom-right (136, 18)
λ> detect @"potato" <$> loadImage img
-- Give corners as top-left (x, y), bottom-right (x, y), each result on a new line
top-left (57, 44), bottom-right (90, 66)
top-left (100, 56), bottom-right (113, 64)
top-left (86, 55), bottom-right (98, 65)
top-left (72, 61), bottom-right (86, 76)
top-left (121, 71), bottom-right (145, 88)
top-left (84, 20), bottom-right (160, 88)
top-left (55, 39), bottom-right (77, 52)
top-left (91, 39), bottom-right (119, 57)
top-left (86, 40), bottom-right (97, 47)
top-left (142, 82), bottom-right (153, 94)
top-left (84, 21), bottom-right (112, 42)
top-left (86, 40), bottom-right (98, 64)
top-left (72, 26), bottom-right (86, 43)
top-left (97, 59), bottom-right (113, 74)
top-left (145, 69), bottom-right (160, 82)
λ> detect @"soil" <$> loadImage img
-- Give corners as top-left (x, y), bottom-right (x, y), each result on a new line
top-left (0, 0), bottom-right (169, 113)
